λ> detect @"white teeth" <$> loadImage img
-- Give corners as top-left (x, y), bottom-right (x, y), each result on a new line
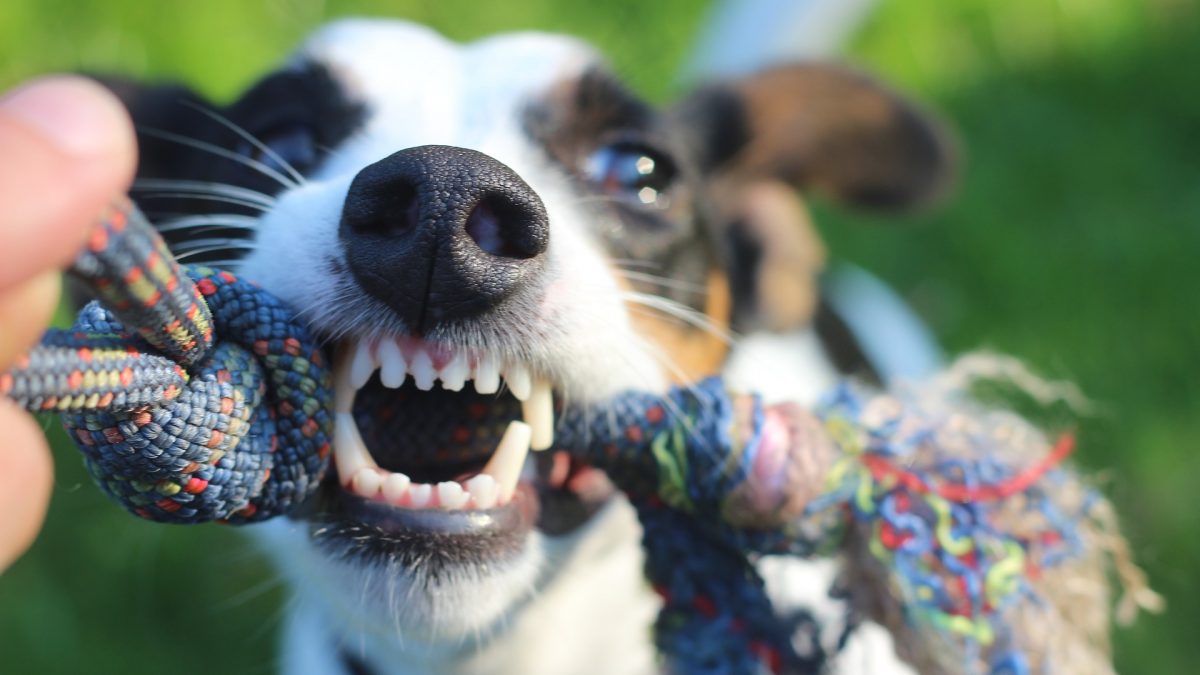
top-left (377, 340), bottom-right (407, 388)
top-left (352, 468), bottom-right (383, 497)
top-left (334, 412), bottom-right (377, 481)
top-left (523, 378), bottom-right (555, 451)
top-left (466, 474), bottom-right (498, 510)
top-left (481, 421), bottom-right (533, 503)
top-left (474, 354), bottom-right (501, 394)
top-left (439, 352), bottom-right (469, 392)
top-left (410, 351), bottom-right (436, 390)
top-left (436, 481), bottom-right (470, 509)
top-left (336, 340), bottom-right (551, 511)
top-left (409, 483), bottom-right (433, 508)
top-left (505, 364), bottom-right (532, 401)
top-left (382, 472), bottom-right (411, 503)
top-left (350, 341), bottom-right (378, 389)
top-left (334, 349), bottom-right (358, 414)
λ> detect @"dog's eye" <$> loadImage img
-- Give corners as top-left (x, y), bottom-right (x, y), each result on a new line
top-left (584, 142), bottom-right (677, 209)
top-left (237, 123), bottom-right (317, 176)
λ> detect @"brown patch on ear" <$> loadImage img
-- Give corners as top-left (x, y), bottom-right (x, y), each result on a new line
top-left (677, 64), bottom-right (957, 211)
top-left (627, 271), bottom-right (731, 383)
top-left (739, 182), bottom-right (826, 331)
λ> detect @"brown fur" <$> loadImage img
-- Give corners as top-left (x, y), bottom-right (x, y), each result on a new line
top-left (627, 270), bottom-right (732, 383)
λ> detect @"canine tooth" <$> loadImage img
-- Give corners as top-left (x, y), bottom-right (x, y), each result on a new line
top-left (466, 474), bottom-right (498, 510)
top-left (481, 421), bottom-right (532, 503)
top-left (474, 354), bottom-right (500, 394)
top-left (334, 348), bottom-right (357, 414)
top-left (378, 340), bottom-right (407, 388)
top-left (410, 350), bottom-right (436, 390)
top-left (523, 378), bottom-right (555, 451)
top-left (439, 352), bottom-right (469, 392)
top-left (436, 481), bottom-right (469, 509)
top-left (409, 483), bottom-right (433, 508)
top-left (350, 341), bottom-right (377, 389)
top-left (352, 468), bottom-right (382, 497)
top-left (505, 364), bottom-right (532, 401)
top-left (382, 472), bottom-right (411, 503)
top-left (334, 412), bottom-right (377, 482)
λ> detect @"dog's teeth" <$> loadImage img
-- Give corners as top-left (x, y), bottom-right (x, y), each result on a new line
top-left (436, 481), bottom-right (469, 509)
top-left (409, 483), bottom-right (433, 508)
top-left (481, 421), bottom-right (532, 503)
top-left (465, 474), bottom-right (498, 510)
top-left (334, 412), bottom-right (377, 483)
top-left (378, 340), bottom-right (407, 388)
top-left (474, 353), bottom-right (501, 394)
top-left (334, 349), bottom-right (358, 414)
top-left (352, 468), bottom-right (383, 497)
top-left (522, 378), bottom-right (555, 451)
top-left (505, 364), bottom-right (532, 401)
top-left (410, 350), bottom-right (436, 390)
top-left (439, 352), bottom-right (469, 392)
top-left (350, 341), bottom-right (378, 389)
top-left (382, 472), bottom-right (411, 504)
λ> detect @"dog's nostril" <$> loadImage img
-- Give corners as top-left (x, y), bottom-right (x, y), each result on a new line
top-left (344, 181), bottom-right (421, 238)
top-left (465, 194), bottom-right (544, 260)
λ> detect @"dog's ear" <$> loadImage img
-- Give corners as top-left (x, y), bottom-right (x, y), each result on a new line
top-left (673, 63), bottom-right (956, 210)
top-left (86, 74), bottom-right (223, 182)
top-left (672, 64), bottom-right (956, 332)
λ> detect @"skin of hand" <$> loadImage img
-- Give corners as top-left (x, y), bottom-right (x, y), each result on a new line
top-left (0, 76), bottom-right (135, 573)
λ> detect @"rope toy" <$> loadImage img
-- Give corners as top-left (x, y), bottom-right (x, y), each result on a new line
top-left (3, 201), bottom-right (1158, 674)
top-left (3, 199), bottom-right (333, 522)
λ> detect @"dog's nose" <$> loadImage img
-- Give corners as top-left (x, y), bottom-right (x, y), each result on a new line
top-left (340, 145), bottom-right (549, 332)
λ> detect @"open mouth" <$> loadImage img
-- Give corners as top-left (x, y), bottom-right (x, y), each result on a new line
top-left (314, 336), bottom-right (612, 552)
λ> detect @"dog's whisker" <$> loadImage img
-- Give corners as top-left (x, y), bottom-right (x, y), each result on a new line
top-left (616, 270), bottom-right (709, 296)
top-left (214, 574), bottom-right (286, 611)
top-left (622, 292), bottom-right (739, 348)
top-left (609, 258), bottom-right (664, 271)
top-left (173, 241), bottom-right (259, 262)
top-left (135, 192), bottom-right (273, 213)
top-left (137, 126), bottom-right (301, 190)
top-left (155, 214), bottom-right (261, 233)
top-left (133, 178), bottom-right (278, 207)
top-left (179, 100), bottom-right (309, 187)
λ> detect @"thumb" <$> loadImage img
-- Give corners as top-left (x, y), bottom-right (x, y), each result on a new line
top-left (0, 75), bottom-right (136, 290)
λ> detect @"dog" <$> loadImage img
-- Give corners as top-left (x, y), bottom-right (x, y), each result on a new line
top-left (97, 18), bottom-right (954, 674)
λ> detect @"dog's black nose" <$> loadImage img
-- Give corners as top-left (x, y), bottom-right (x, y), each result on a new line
top-left (340, 145), bottom-right (549, 332)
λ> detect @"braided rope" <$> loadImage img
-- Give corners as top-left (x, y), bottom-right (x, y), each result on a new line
top-left (3, 200), bottom-right (332, 523)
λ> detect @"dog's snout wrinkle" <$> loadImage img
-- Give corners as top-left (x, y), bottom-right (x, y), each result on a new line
top-left (341, 145), bottom-right (549, 333)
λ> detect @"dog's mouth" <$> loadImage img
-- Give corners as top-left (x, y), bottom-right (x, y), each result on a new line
top-left (307, 336), bottom-right (614, 561)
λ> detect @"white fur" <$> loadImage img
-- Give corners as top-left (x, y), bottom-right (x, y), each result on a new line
top-left (236, 19), bottom-right (666, 675)
top-left (237, 18), bottom-right (916, 675)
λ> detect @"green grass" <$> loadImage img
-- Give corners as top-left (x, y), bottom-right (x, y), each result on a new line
top-left (1, 1), bottom-right (1195, 672)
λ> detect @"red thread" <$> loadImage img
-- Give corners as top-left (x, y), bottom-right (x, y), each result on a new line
top-left (863, 434), bottom-right (1075, 503)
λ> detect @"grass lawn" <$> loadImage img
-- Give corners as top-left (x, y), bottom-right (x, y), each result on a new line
top-left (0, 1), bottom-right (1195, 672)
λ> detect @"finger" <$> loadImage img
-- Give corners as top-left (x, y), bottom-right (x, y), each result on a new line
top-left (0, 399), bottom-right (53, 573)
top-left (0, 76), bottom-right (136, 290)
top-left (0, 270), bottom-right (60, 369)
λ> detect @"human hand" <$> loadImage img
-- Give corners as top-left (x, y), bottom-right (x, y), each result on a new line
top-left (0, 76), bottom-right (135, 572)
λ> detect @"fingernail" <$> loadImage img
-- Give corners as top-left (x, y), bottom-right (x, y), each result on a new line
top-left (1, 75), bottom-right (132, 158)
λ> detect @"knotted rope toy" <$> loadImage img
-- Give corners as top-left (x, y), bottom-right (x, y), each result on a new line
top-left (3, 200), bottom-right (1158, 674)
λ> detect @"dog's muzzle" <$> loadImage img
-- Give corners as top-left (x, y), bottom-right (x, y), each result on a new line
top-left (339, 144), bottom-right (550, 334)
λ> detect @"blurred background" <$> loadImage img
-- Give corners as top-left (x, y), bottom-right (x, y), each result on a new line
top-left (0, 1), bottom-right (1195, 672)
